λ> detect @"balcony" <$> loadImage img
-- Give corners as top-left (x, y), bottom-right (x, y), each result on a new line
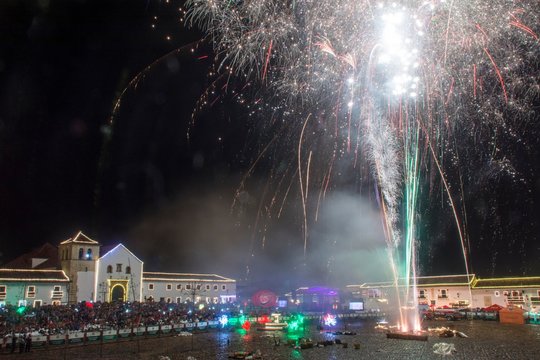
top-left (507, 296), bottom-right (524, 304)
top-left (437, 295), bottom-right (448, 299)
top-left (530, 296), bottom-right (540, 304)
top-left (27, 292), bottom-right (36, 298)
top-left (0, 293), bottom-right (6, 300)
top-left (52, 290), bottom-right (64, 299)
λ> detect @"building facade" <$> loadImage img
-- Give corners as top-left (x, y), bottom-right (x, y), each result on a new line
top-left (2, 230), bottom-right (237, 306)
top-left (93, 244), bottom-right (144, 303)
top-left (0, 269), bottom-right (69, 306)
top-left (142, 272), bottom-right (236, 305)
top-left (345, 274), bottom-right (540, 312)
top-left (471, 276), bottom-right (540, 310)
top-left (58, 231), bottom-right (101, 304)
top-left (284, 286), bottom-right (340, 312)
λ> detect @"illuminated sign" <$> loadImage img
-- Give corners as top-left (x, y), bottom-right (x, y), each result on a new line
top-left (349, 302), bottom-right (364, 310)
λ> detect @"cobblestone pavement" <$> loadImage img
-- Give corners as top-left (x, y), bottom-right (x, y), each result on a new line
top-left (4, 320), bottom-right (540, 359)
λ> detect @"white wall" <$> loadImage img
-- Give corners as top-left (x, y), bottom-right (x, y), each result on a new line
top-left (76, 271), bottom-right (95, 302)
top-left (142, 280), bottom-right (236, 304)
top-left (94, 245), bottom-right (143, 302)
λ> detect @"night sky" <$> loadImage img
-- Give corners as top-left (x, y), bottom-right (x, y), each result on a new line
top-left (1, 0), bottom-right (540, 292)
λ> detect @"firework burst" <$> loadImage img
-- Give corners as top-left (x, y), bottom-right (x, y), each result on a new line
top-left (185, 0), bottom-right (539, 330)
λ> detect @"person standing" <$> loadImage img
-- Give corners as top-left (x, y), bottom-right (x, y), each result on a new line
top-left (18, 335), bottom-right (25, 354)
top-left (10, 332), bottom-right (16, 353)
top-left (25, 334), bottom-right (32, 352)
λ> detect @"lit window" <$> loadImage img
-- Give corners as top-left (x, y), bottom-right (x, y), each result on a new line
top-left (86, 248), bottom-right (93, 260)
top-left (206, 297), bottom-right (210, 303)
top-left (166, 284), bottom-right (172, 291)
top-left (176, 284), bottom-right (182, 290)
top-left (26, 286), bottom-right (36, 298)
top-left (213, 297), bottom-right (219, 304)
top-left (126, 266), bottom-right (131, 274)
top-left (107, 265), bottom-right (112, 273)
top-left (116, 264), bottom-right (122, 272)
top-left (148, 283), bottom-right (154, 291)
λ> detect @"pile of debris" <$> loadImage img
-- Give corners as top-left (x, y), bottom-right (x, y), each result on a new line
top-left (228, 350), bottom-right (262, 359)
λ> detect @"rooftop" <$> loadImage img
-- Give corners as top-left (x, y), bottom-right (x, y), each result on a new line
top-left (3, 243), bottom-right (60, 270)
top-left (59, 231), bottom-right (99, 245)
top-left (142, 271), bottom-right (235, 282)
top-left (347, 274), bottom-right (476, 289)
top-left (473, 277), bottom-right (540, 288)
top-left (0, 269), bottom-right (69, 282)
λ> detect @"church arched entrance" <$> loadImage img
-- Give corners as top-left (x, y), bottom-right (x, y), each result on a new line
top-left (110, 284), bottom-right (126, 302)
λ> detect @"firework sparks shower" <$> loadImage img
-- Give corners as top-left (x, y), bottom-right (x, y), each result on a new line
top-left (185, 0), bottom-right (539, 330)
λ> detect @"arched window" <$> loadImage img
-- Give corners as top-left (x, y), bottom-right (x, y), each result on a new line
top-left (107, 265), bottom-right (113, 273)
top-left (86, 248), bottom-right (93, 260)
top-left (78, 248), bottom-right (84, 259)
top-left (125, 266), bottom-right (131, 274)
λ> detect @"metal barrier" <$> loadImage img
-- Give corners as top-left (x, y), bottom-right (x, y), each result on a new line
top-left (68, 330), bottom-right (84, 343)
top-left (1, 313), bottom-right (389, 352)
top-left (86, 330), bottom-right (101, 341)
top-left (118, 328), bottom-right (132, 338)
top-left (161, 325), bottom-right (172, 334)
top-left (103, 329), bottom-right (117, 341)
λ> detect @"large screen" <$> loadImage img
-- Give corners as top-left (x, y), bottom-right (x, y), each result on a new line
top-left (349, 302), bottom-right (364, 311)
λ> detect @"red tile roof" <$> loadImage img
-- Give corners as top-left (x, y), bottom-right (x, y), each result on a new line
top-left (3, 243), bottom-right (60, 270)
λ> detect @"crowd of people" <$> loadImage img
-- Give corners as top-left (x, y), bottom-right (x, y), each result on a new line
top-left (0, 301), bottom-right (222, 339)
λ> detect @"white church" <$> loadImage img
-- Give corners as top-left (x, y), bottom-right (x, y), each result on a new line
top-left (2, 231), bottom-right (236, 306)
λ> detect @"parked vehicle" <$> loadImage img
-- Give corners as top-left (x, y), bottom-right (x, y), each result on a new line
top-left (422, 309), bottom-right (464, 321)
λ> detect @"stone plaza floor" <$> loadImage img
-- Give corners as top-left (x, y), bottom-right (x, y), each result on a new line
top-left (3, 319), bottom-right (540, 359)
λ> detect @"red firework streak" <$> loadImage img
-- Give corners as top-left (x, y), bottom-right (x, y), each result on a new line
top-left (473, 64), bottom-right (477, 98)
top-left (483, 47), bottom-right (508, 104)
top-left (262, 40), bottom-right (273, 81)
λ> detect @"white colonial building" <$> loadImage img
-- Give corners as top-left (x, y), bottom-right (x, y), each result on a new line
top-left (0, 269), bottom-right (69, 306)
top-left (471, 276), bottom-right (540, 310)
top-left (346, 274), bottom-right (540, 312)
top-left (93, 244), bottom-right (144, 303)
top-left (3, 230), bottom-right (237, 306)
top-left (142, 272), bottom-right (236, 305)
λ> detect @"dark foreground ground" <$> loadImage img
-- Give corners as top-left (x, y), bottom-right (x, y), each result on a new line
top-left (3, 320), bottom-right (540, 359)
